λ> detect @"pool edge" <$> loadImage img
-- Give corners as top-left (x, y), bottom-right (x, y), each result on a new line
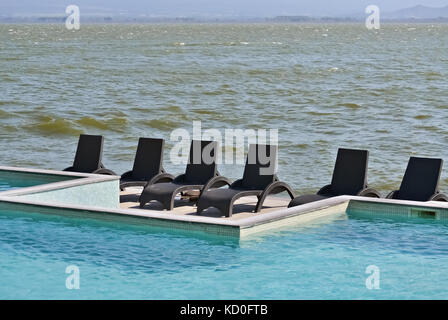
top-left (2, 166), bottom-right (448, 238)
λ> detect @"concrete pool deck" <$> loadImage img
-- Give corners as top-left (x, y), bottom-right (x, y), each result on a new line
top-left (1, 166), bottom-right (448, 238)
top-left (120, 187), bottom-right (292, 220)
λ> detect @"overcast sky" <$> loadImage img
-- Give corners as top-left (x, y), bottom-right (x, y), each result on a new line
top-left (0, 0), bottom-right (447, 16)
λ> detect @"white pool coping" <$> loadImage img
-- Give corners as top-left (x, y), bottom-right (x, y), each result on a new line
top-left (1, 166), bottom-right (448, 237)
top-left (0, 165), bottom-right (120, 197)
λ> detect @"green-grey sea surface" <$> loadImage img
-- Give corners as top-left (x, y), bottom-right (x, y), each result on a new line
top-left (1, 23), bottom-right (447, 194)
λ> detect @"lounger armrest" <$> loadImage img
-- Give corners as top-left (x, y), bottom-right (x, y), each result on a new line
top-left (147, 173), bottom-right (175, 186)
top-left (317, 184), bottom-right (332, 195)
top-left (386, 190), bottom-right (399, 199)
top-left (121, 171), bottom-right (133, 180)
top-left (173, 174), bottom-right (186, 183)
top-left (255, 181), bottom-right (295, 212)
top-left (357, 187), bottom-right (381, 198)
top-left (230, 179), bottom-right (244, 189)
top-left (429, 193), bottom-right (448, 202)
top-left (93, 168), bottom-right (117, 175)
top-left (199, 176), bottom-right (232, 198)
top-left (63, 166), bottom-right (74, 172)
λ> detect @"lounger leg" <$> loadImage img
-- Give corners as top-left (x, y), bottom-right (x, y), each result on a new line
top-left (139, 197), bottom-right (174, 210)
top-left (160, 196), bottom-right (175, 211)
top-left (196, 204), bottom-right (205, 215)
top-left (139, 193), bottom-right (149, 208)
top-left (224, 203), bottom-right (233, 218)
top-left (139, 199), bottom-right (147, 208)
top-left (255, 183), bottom-right (295, 213)
top-left (430, 193), bottom-right (448, 202)
top-left (358, 188), bottom-right (381, 198)
top-left (196, 201), bottom-right (233, 217)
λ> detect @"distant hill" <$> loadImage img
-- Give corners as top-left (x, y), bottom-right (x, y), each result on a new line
top-left (384, 5), bottom-right (448, 19)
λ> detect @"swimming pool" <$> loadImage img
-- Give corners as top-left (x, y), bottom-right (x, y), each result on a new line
top-left (1, 206), bottom-right (447, 299)
top-left (0, 167), bottom-right (120, 210)
top-left (0, 170), bottom-right (78, 192)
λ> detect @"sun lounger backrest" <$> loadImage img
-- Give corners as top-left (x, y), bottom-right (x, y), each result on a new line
top-left (72, 134), bottom-right (103, 173)
top-left (184, 140), bottom-right (218, 184)
top-left (241, 144), bottom-right (277, 190)
top-left (330, 148), bottom-right (368, 196)
top-left (131, 138), bottom-right (164, 180)
top-left (398, 157), bottom-right (442, 201)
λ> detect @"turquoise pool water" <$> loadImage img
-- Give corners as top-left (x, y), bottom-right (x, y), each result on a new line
top-left (0, 171), bottom-right (78, 192)
top-left (0, 208), bottom-right (447, 299)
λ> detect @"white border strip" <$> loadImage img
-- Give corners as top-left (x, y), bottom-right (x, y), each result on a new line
top-left (0, 166), bottom-right (119, 197)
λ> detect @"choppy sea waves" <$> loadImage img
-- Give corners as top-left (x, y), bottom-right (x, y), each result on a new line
top-left (1, 23), bottom-right (448, 194)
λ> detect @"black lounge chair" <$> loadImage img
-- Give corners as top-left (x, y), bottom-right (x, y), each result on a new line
top-left (139, 140), bottom-right (231, 210)
top-left (64, 134), bottom-right (116, 175)
top-left (120, 138), bottom-right (175, 191)
top-left (386, 157), bottom-right (448, 202)
top-left (197, 144), bottom-right (295, 217)
top-left (288, 148), bottom-right (380, 208)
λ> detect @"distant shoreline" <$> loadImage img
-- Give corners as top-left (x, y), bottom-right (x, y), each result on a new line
top-left (1, 17), bottom-right (448, 24)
